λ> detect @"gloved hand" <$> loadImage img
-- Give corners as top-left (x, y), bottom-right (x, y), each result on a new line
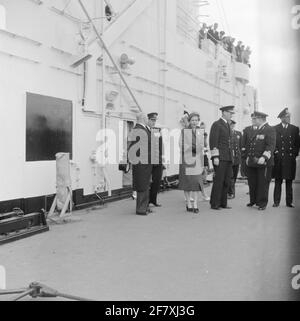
top-left (213, 158), bottom-right (220, 166)
top-left (257, 157), bottom-right (266, 165)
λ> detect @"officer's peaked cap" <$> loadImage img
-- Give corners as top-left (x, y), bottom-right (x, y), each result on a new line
top-left (220, 105), bottom-right (235, 113)
top-left (253, 111), bottom-right (268, 118)
top-left (277, 108), bottom-right (289, 119)
top-left (147, 112), bottom-right (158, 119)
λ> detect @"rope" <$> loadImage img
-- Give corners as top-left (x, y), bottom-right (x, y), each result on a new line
top-left (1, 282), bottom-right (95, 301)
top-left (11, 289), bottom-right (35, 301)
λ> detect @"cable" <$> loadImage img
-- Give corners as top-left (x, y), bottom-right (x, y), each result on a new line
top-left (214, 0), bottom-right (226, 34)
top-left (219, 0), bottom-right (231, 37)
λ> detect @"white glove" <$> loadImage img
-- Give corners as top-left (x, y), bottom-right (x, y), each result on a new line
top-left (257, 157), bottom-right (266, 165)
top-left (213, 158), bottom-right (220, 166)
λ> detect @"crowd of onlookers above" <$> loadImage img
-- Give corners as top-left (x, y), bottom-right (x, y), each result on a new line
top-left (199, 23), bottom-right (251, 67)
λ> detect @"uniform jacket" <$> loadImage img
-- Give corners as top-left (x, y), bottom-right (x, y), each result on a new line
top-left (151, 127), bottom-right (163, 166)
top-left (232, 130), bottom-right (242, 165)
top-left (241, 125), bottom-right (257, 159)
top-left (245, 123), bottom-right (276, 168)
top-left (128, 123), bottom-right (152, 192)
top-left (209, 118), bottom-right (233, 162)
top-left (272, 123), bottom-right (300, 180)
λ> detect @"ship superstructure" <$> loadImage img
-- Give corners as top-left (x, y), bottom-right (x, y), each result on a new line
top-left (0, 0), bottom-right (256, 211)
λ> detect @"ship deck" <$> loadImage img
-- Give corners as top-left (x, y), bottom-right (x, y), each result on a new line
top-left (1, 182), bottom-right (300, 301)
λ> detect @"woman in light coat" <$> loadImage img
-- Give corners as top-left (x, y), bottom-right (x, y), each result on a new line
top-left (178, 113), bottom-right (204, 213)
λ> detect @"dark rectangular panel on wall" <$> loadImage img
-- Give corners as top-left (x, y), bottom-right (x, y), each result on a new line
top-left (26, 92), bottom-right (73, 161)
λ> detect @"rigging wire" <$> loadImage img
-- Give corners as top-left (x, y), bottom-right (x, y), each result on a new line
top-left (62, 0), bottom-right (72, 13)
top-left (214, 0), bottom-right (226, 34)
top-left (219, 0), bottom-right (232, 37)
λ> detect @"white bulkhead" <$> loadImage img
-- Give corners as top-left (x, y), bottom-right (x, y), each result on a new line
top-left (0, 0), bottom-right (256, 203)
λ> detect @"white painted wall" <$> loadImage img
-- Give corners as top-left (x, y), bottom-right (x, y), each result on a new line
top-left (0, 0), bottom-right (255, 201)
top-left (0, 4), bottom-right (5, 29)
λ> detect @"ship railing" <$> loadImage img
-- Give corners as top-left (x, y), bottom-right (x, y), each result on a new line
top-left (176, 3), bottom-right (224, 60)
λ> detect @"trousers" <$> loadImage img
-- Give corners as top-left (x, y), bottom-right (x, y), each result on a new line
top-left (136, 190), bottom-right (149, 214)
top-left (247, 166), bottom-right (272, 208)
top-left (149, 165), bottom-right (163, 205)
top-left (273, 179), bottom-right (293, 206)
top-left (210, 161), bottom-right (233, 208)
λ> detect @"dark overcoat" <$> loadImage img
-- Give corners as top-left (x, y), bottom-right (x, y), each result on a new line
top-left (272, 124), bottom-right (300, 180)
top-left (209, 118), bottom-right (233, 162)
top-left (241, 125), bottom-right (257, 159)
top-left (128, 123), bottom-right (152, 192)
top-left (246, 123), bottom-right (276, 167)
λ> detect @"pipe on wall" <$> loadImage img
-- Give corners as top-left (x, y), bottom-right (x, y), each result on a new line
top-left (77, 0), bottom-right (142, 113)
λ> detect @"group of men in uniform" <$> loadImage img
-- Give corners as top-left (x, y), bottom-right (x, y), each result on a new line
top-left (209, 106), bottom-right (300, 211)
top-left (128, 105), bottom-right (299, 216)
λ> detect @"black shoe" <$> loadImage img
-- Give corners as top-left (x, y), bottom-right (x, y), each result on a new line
top-left (287, 204), bottom-right (295, 208)
top-left (258, 206), bottom-right (266, 211)
top-left (151, 203), bottom-right (162, 207)
top-left (273, 203), bottom-right (279, 208)
top-left (221, 206), bottom-right (232, 209)
top-left (193, 208), bottom-right (199, 214)
top-left (247, 203), bottom-right (255, 207)
top-left (211, 206), bottom-right (221, 210)
top-left (186, 206), bottom-right (193, 212)
top-left (136, 212), bottom-right (148, 216)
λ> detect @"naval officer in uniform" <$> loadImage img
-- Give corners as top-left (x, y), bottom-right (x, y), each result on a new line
top-left (209, 105), bottom-right (235, 210)
top-left (228, 120), bottom-right (242, 199)
top-left (147, 112), bottom-right (164, 207)
top-left (272, 108), bottom-right (300, 208)
top-left (128, 113), bottom-right (153, 215)
top-left (241, 113), bottom-right (258, 179)
top-left (245, 111), bottom-right (276, 211)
